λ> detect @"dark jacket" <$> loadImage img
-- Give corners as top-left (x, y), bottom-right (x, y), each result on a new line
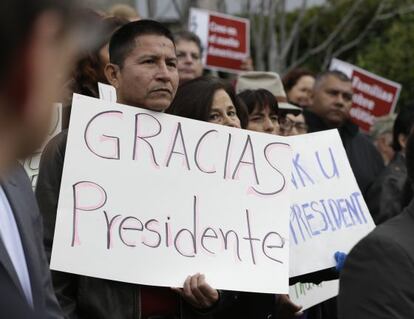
top-left (303, 111), bottom-right (384, 319)
top-left (365, 152), bottom-right (406, 224)
top-left (338, 199), bottom-right (414, 318)
top-left (0, 164), bottom-right (63, 319)
top-left (36, 130), bottom-right (236, 319)
top-left (304, 111), bottom-right (384, 200)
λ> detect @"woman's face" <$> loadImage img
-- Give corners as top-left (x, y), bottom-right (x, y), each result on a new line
top-left (287, 75), bottom-right (315, 108)
top-left (208, 89), bottom-right (241, 128)
top-left (247, 104), bottom-right (279, 134)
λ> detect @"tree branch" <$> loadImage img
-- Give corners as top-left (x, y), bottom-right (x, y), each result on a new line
top-left (171, 0), bottom-right (183, 22)
top-left (281, 0), bottom-right (308, 59)
top-left (330, 0), bottom-right (388, 60)
top-left (288, 0), bottom-right (363, 70)
top-left (267, 0), bottom-right (279, 71)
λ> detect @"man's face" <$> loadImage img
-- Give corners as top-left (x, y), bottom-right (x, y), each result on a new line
top-left (14, 12), bottom-right (76, 159)
top-left (112, 34), bottom-right (179, 112)
top-left (279, 113), bottom-right (308, 136)
top-left (310, 75), bottom-right (353, 128)
top-left (176, 39), bottom-right (203, 84)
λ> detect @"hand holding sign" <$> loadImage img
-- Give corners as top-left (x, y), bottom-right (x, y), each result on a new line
top-left (276, 294), bottom-right (303, 318)
top-left (173, 273), bottom-right (219, 309)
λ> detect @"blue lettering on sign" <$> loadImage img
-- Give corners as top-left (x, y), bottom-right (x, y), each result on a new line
top-left (290, 192), bottom-right (368, 245)
top-left (291, 153), bottom-right (315, 189)
top-left (315, 147), bottom-right (339, 180)
top-left (291, 147), bottom-right (341, 190)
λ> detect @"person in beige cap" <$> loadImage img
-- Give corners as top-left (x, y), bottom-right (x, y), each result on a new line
top-left (236, 71), bottom-right (305, 136)
top-left (236, 71), bottom-right (301, 113)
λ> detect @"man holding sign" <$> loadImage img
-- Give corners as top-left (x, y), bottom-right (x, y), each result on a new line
top-left (37, 20), bottom-right (227, 319)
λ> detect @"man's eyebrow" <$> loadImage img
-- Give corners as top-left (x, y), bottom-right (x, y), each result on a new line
top-left (137, 54), bottom-right (158, 60)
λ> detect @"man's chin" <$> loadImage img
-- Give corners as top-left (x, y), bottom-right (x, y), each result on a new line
top-left (144, 100), bottom-right (171, 112)
top-left (325, 116), bottom-right (347, 128)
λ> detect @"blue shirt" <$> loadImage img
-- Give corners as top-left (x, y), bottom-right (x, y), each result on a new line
top-left (0, 185), bottom-right (33, 306)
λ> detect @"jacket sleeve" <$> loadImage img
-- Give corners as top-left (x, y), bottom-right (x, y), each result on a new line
top-left (36, 131), bottom-right (81, 319)
top-left (13, 164), bottom-right (64, 319)
top-left (338, 232), bottom-right (414, 319)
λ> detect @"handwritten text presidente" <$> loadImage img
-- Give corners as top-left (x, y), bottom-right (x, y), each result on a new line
top-left (71, 109), bottom-right (291, 266)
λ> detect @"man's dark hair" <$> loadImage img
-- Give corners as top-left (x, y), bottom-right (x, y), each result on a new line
top-left (393, 106), bottom-right (414, 152)
top-left (109, 19), bottom-right (175, 68)
top-left (174, 30), bottom-right (203, 54)
top-left (168, 76), bottom-right (248, 129)
top-left (314, 70), bottom-right (351, 90)
top-left (0, 0), bottom-right (75, 84)
top-left (237, 89), bottom-right (279, 116)
top-left (282, 68), bottom-right (315, 92)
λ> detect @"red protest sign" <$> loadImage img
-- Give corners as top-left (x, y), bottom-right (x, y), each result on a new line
top-left (330, 59), bottom-right (401, 132)
top-left (189, 8), bottom-right (250, 73)
top-left (350, 69), bottom-right (400, 132)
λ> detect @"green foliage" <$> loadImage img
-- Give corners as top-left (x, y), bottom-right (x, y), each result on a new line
top-left (355, 13), bottom-right (414, 109)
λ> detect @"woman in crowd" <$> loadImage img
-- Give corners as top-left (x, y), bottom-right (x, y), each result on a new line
top-left (282, 68), bottom-right (315, 109)
top-left (168, 76), bottom-right (247, 129)
top-left (236, 89), bottom-right (280, 134)
top-left (62, 12), bottom-right (127, 127)
top-left (170, 77), bottom-right (304, 319)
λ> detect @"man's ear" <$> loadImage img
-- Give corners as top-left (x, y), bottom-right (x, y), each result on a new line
top-left (105, 63), bottom-right (120, 88)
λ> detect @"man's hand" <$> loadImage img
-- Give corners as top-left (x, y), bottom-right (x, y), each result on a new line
top-left (276, 294), bottom-right (303, 319)
top-left (172, 273), bottom-right (219, 309)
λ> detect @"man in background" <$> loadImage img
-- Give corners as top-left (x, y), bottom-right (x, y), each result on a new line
top-left (175, 30), bottom-right (204, 85)
top-left (37, 19), bottom-right (228, 319)
top-left (306, 70), bottom-right (384, 198)
top-left (0, 0), bottom-right (80, 317)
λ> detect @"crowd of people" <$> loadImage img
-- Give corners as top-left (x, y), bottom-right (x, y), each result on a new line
top-left (1, 0), bottom-right (414, 318)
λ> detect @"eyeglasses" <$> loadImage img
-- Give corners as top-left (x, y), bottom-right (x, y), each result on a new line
top-left (278, 117), bottom-right (308, 133)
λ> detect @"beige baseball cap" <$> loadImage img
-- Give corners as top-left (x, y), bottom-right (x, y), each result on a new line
top-left (236, 71), bottom-right (302, 115)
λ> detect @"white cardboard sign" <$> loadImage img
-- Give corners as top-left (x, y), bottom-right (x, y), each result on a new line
top-left (289, 280), bottom-right (339, 310)
top-left (98, 82), bottom-right (117, 103)
top-left (50, 94), bottom-right (293, 294)
top-left (287, 130), bottom-right (375, 277)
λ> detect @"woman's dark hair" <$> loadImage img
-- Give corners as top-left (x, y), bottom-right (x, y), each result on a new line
top-left (168, 76), bottom-right (248, 129)
top-left (72, 14), bottom-right (128, 97)
top-left (237, 89), bottom-right (279, 115)
top-left (282, 68), bottom-right (315, 93)
top-left (63, 13), bottom-right (127, 129)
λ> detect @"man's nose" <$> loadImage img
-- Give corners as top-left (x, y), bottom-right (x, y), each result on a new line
top-left (335, 93), bottom-right (346, 107)
top-left (183, 53), bottom-right (193, 63)
top-left (156, 62), bottom-right (173, 81)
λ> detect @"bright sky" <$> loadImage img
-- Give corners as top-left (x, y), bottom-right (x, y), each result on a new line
top-left (135, 0), bottom-right (326, 20)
